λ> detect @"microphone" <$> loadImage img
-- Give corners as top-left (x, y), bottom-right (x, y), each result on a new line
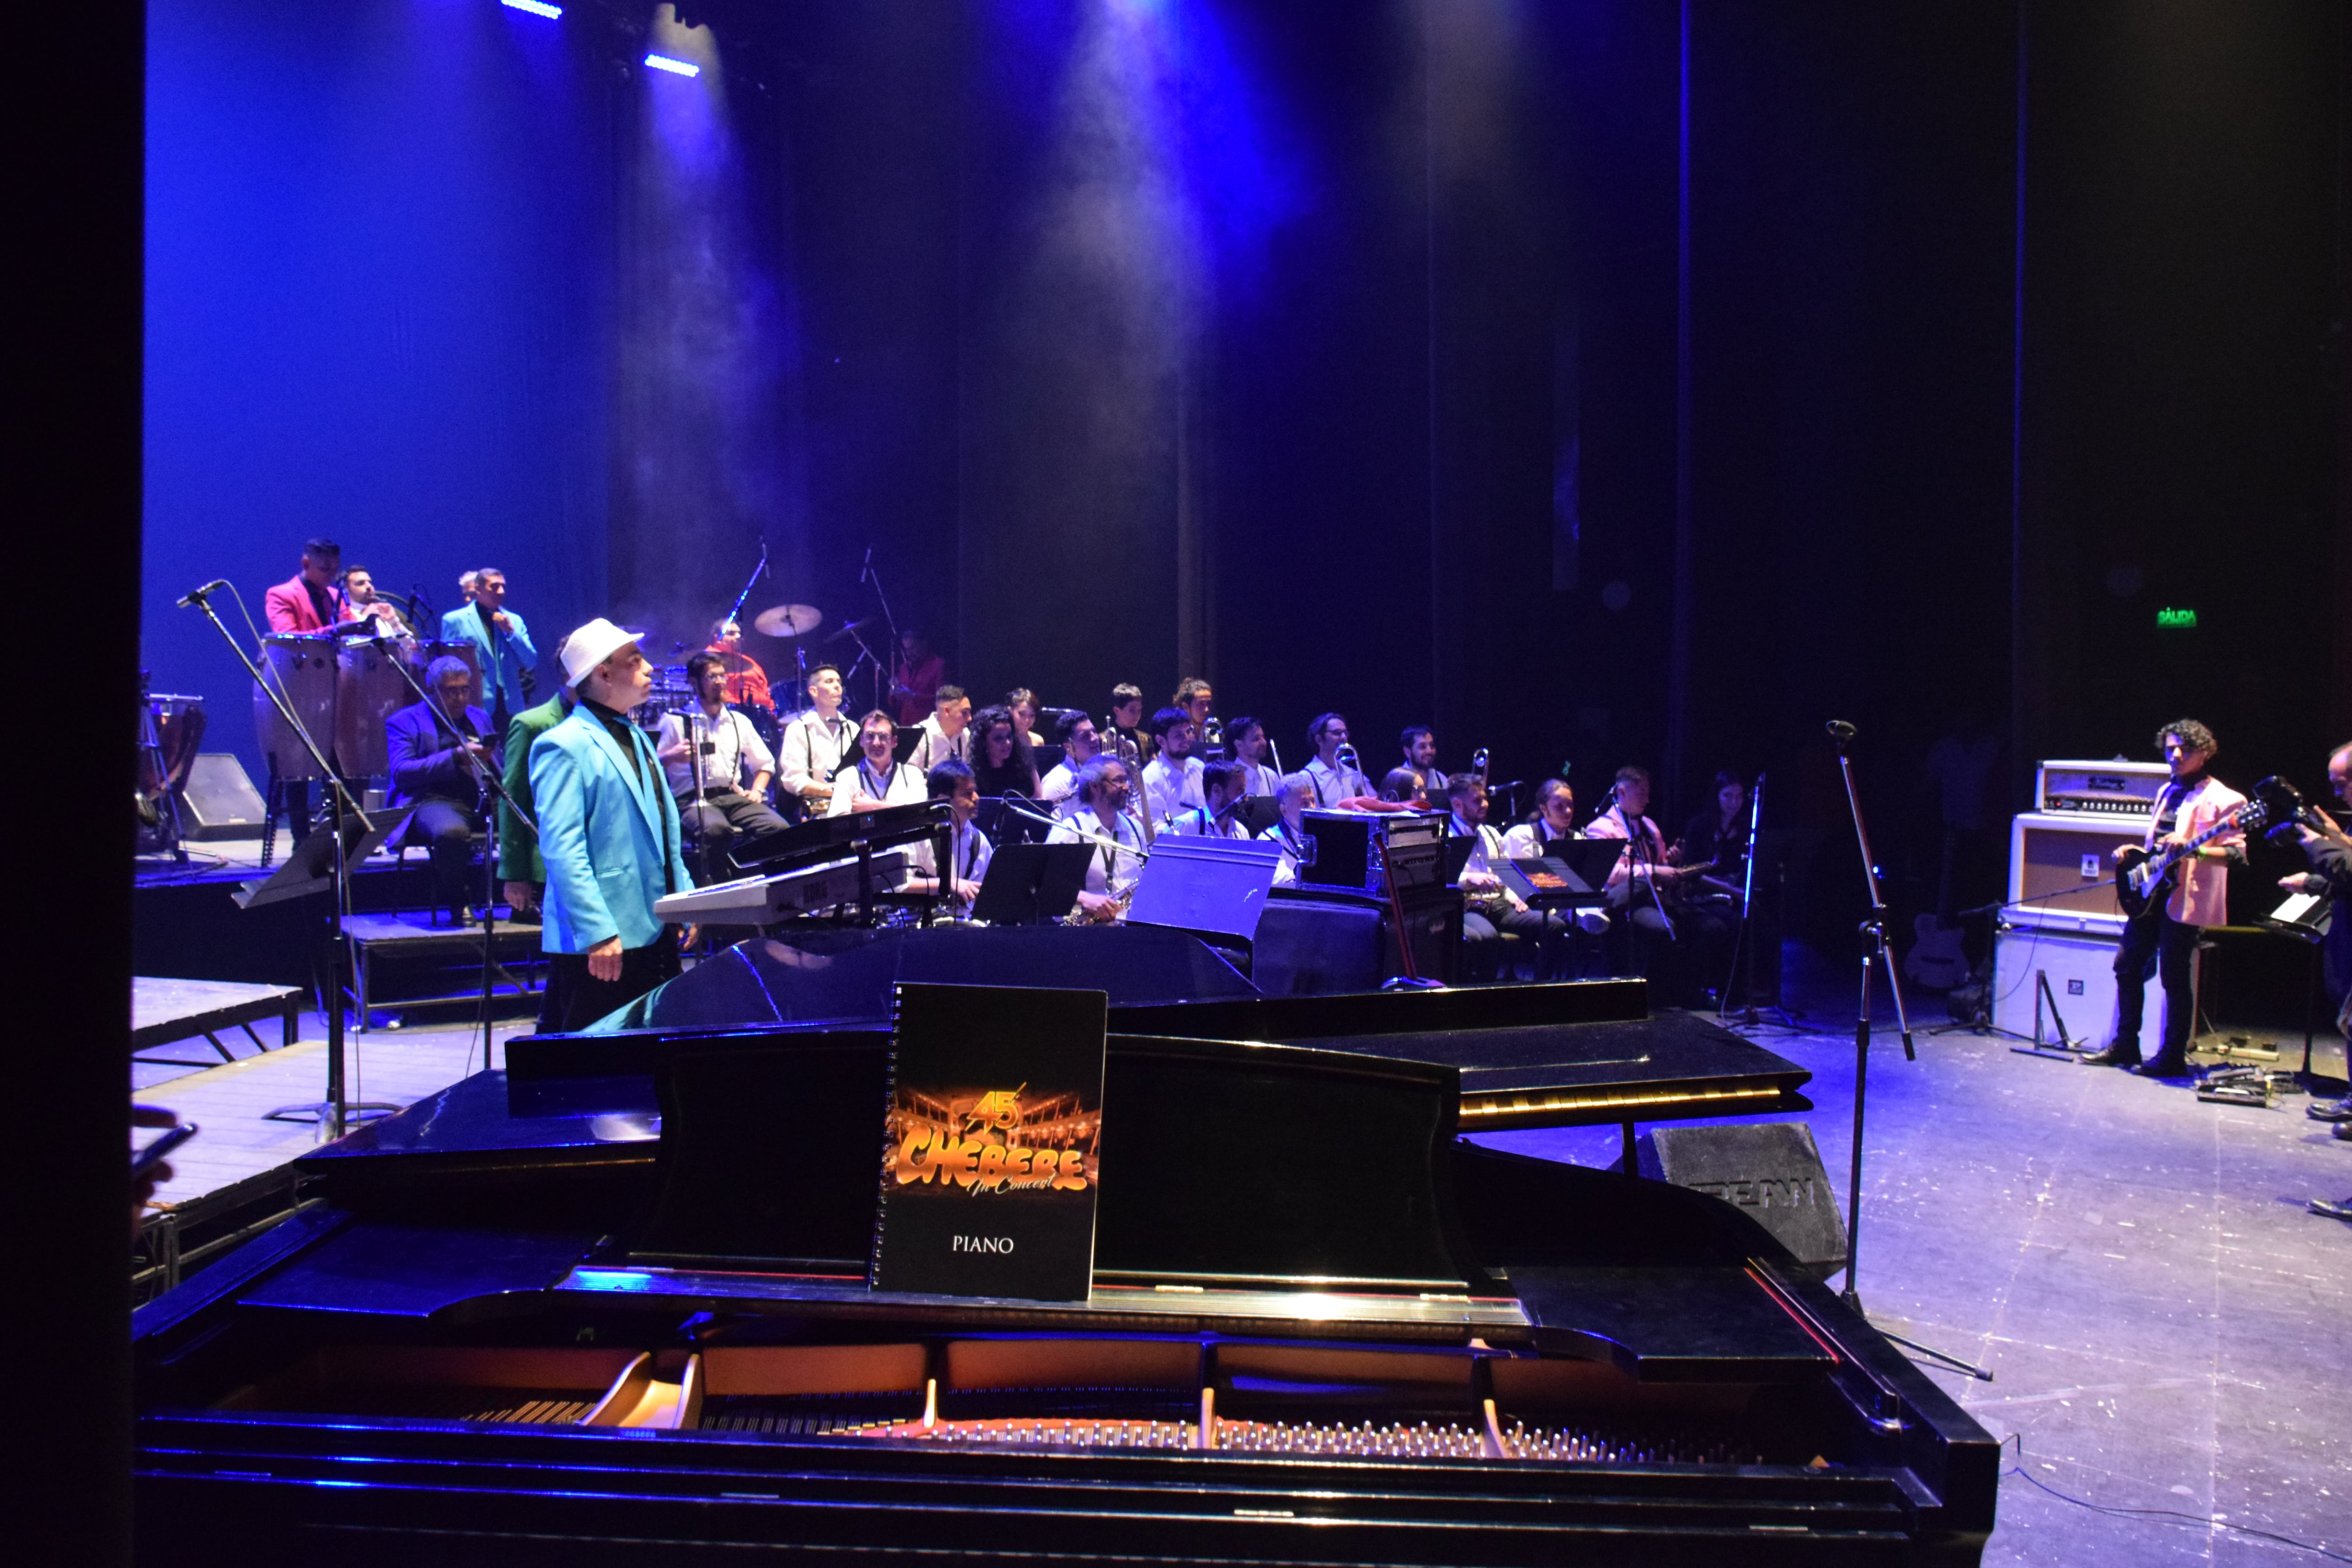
top-left (176, 579), bottom-right (229, 608)
top-left (1826, 719), bottom-right (1858, 745)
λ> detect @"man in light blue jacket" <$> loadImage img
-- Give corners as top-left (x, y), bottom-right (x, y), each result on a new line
top-left (530, 617), bottom-right (692, 1032)
top-left (438, 567), bottom-right (538, 733)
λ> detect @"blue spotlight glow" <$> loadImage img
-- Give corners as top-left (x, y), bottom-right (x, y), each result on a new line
top-left (500, 0), bottom-right (563, 17)
top-left (643, 53), bottom-right (701, 78)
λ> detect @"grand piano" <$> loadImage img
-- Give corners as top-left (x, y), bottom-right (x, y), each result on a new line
top-left (134, 934), bottom-right (1997, 1565)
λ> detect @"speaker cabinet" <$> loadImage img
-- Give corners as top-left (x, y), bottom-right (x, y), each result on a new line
top-left (181, 753), bottom-right (269, 839)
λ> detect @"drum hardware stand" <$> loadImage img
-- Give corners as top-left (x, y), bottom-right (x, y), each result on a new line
top-left (1718, 772), bottom-right (1798, 1030)
top-left (183, 585), bottom-right (392, 1140)
top-left (859, 547), bottom-right (903, 719)
top-left (377, 640), bottom-right (540, 1068)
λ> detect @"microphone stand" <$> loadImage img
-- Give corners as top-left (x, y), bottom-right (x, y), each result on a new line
top-left (184, 590), bottom-right (376, 1139)
top-left (376, 641), bottom-right (541, 1069)
top-left (1719, 774), bottom-right (1796, 1028)
top-left (1824, 725), bottom-right (1914, 1287)
top-left (860, 549), bottom-right (902, 718)
top-left (723, 539), bottom-right (771, 634)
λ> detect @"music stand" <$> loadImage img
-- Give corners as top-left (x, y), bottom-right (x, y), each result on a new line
top-left (1235, 796), bottom-right (1283, 837)
top-left (1441, 835), bottom-right (1478, 884)
top-left (968, 843), bottom-right (1094, 926)
top-left (1126, 836), bottom-right (1283, 946)
top-left (238, 811), bottom-right (406, 1130)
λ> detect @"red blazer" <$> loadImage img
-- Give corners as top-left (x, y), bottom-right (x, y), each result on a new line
top-left (264, 574), bottom-right (348, 634)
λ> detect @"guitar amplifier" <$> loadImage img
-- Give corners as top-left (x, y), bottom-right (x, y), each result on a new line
top-left (2035, 759), bottom-right (2168, 820)
top-left (2006, 812), bottom-right (2140, 934)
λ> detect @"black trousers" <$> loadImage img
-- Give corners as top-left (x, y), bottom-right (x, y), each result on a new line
top-left (678, 790), bottom-right (793, 882)
top-left (403, 797), bottom-right (484, 912)
top-left (540, 930), bottom-right (682, 1034)
top-left (2113, 909), bottom-right (2199, 1062)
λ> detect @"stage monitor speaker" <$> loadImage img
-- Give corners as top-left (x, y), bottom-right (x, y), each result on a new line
top-left (182, 752), bottom-right (268, 840)
top-left (1991, 922), bottom-right (2194, 1053)
top-left (1622, 1123), bottom-right (1847, 1281)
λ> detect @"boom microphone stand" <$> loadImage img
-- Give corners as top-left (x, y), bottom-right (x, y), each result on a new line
top-left (182, 583), bottom-right (379, 1139)
top-left (377, 643), bottom-right (540, 1068)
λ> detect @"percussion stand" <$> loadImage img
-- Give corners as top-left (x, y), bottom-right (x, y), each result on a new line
top-left (183, 590), bottom-right (377, 1140)
top-left (377, 642), bottom-right (540, 1068)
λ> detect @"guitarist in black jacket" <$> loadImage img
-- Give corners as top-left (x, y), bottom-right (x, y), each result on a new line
top-left (2082, 720), bottom-right (2248, 1077)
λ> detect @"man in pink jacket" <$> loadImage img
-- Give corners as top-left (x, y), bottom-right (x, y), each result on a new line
top-left (2083, 718), bottom-right (2246, 1077)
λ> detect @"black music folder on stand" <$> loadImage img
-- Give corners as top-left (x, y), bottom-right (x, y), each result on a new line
top-left (969, 842), bottom-right (1094, 926)
top-left (234, 811), bottom-right (404, 911)
top-left (870, 981), bottom-right (1108, 1302)
top-left (1497, 839), bottom-right (1623, 909)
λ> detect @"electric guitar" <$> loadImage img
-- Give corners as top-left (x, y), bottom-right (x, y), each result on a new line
top-left (2115, 799), bottom-right (2263, 922)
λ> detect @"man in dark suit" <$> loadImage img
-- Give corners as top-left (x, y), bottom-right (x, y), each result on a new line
top-left (385, 654), bottom-right (493, 923)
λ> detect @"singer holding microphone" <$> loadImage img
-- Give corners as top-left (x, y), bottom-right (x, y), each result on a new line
top-left (656, 652), bottom-right (789, 877)
top-left (437, 568), bottom-right (537, 737)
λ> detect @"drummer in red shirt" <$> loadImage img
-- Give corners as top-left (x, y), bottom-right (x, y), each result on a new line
top-left (704, 618), bottom-right (774, 714)
top-left (264, 538), bottom-right (362, 634)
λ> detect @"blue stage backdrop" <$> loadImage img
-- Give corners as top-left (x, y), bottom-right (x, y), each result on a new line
top-left (143, 0), bottom-right (617, 784)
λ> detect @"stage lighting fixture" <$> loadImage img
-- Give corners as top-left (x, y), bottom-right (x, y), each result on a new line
top-left (643, 53), bottom-right (701, 78)
top-left (500, 0), bottom-right (563, 16)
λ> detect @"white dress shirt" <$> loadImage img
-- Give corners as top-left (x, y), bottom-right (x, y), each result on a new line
top-left (1037, 759), bottom-right (1087, 812)
top-left (656, 706), bottom-right (772, 800)
top-left (1235, 760), bottom-right (1282, 797)
top-left (907, 717), bottom-right (973, 772)
top-left (1449, 815), bottom-right (1507, 881)
top-left (825, 757), bottom-right (928, 816)
top-left (778, 708), bottom-right (857, 798)
top-left (1499, 820), bottom-right (1579, 860)
top-left (1049, 805), bottom-right (1147, 899)
top-left (1259, 818), bottom-right (1311, 887)
top-left (1140, 754), bottom-right (1205, 825)
top-left (903, 818), bottom-right (994, 895)
top-left (1303, 756), bottom-right (1373, 807)
top-left (1168, 804), bottom-right (1248, 839)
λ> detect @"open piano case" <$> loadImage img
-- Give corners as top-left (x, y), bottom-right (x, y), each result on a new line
top-left (133, 955), bottom-right (1997, 1566)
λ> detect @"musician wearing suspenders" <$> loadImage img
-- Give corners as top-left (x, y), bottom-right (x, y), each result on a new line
top-left (1303, 713), bottom-right (1374, 806)
top-left (826, 711), bottom-right (928, 816)
top-left (903, 760), bottom-right (995, 911)
top-left (2084, 720), bottom-right (2247, 1077)
top-left (1049, 758), bottom-right (1147, 918)
top-left (1258, 773), bottom-right (1317, 887)
top-left (777, 662), bottom-right (856, 815)
top-left (654, 652), bottom-right (790, 877)
top-left (1039, 713), bottom-right (1103, 813)
top-left (1167, 761), bottom-right (1250, 838)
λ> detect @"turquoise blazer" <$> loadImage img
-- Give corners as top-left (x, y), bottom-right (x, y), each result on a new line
top-left (529, 706), bottom-right (691, 954)
top-left (439, 605), bottom-right (538, 715)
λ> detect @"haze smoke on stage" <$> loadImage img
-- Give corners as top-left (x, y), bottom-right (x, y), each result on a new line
top-left (617, 3), bottom-right (809, 659)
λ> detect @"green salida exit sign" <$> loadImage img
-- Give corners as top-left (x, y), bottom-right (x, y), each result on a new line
top-left (2156, 606), bottom-right (2197, 629)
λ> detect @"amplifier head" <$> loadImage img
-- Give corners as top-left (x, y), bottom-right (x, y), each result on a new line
top-left (2034, 758), bottom-right (2169, 819)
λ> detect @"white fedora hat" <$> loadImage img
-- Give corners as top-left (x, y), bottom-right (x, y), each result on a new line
top-left (560, 617), bottom-right (642, 688)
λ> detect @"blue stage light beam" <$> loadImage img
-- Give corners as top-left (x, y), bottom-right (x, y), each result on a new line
top-left (501, 0), bottom-right (563, 17)
top-left (644, 52), bottom-right (700, 78)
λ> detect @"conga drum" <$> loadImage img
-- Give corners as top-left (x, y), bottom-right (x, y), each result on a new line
top-left (335, 637), bottom-right (420, 778)
top-left (254, 634), bottom-right (338, 781)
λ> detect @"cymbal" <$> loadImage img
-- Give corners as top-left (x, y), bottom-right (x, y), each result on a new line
top-left (751, 603), bottom-right (824, 638)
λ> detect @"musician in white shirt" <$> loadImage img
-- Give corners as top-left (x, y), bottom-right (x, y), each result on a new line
top-left (907, 685), bottom-right (973, 772)
top-left (826, 711), bottom-right (929, 816)
top-left (1448, 774), bottom-right (1564, 980)
top-left (902, 759), bottom-right (993, 910)
top-left (776, 662), bottom-right (856, 815)
top-left (1167, 761), bottom-right (1250, 838)
top-left (1038, 712), bottom-right (1102, 812)
top-left (1257, 773), bottom-right (1317, 888)
top-left (1048, 758), bottom-right (1147, 917)
top-left (1499, 779), bottom-right (1611, 938)
top-left (1302, 712), bottom-right (1374, 806)
top-left (1140, 707), bottom-right (1206, 826)
top-left (654, 652), bottom-right (790, 875)
top-left (1225, 715), bottom-right (1282, 797)
top-left (1401, 727), bottom-right (1450, 796)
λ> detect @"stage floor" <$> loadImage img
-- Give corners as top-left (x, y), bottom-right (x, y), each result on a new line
top-left (125, 947), bottom-right (2348, 1565)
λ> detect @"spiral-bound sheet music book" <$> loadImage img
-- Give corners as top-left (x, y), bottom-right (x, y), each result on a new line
top-left (869, 982), bottom-right (1108, 1302)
